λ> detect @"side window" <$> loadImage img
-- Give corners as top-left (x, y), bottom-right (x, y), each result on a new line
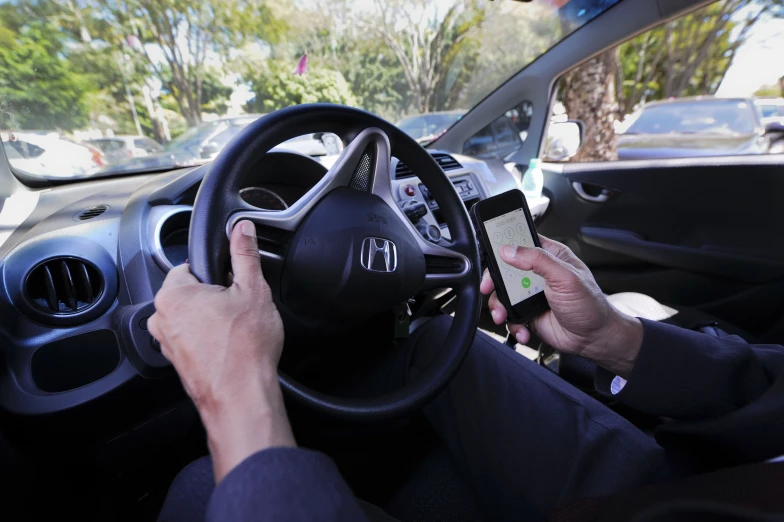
top-left (463, 100), bottom-right (531, 160)
top-left (545, 1), bottom-right (784, 162)
top-left (7, 140), bottom-right (45, 158)
top-left (491, 117), bottom-right (521, 155)
top-left (135, 138), bottom-right (162, 152)
top-left (463, 124), bottom-right (497, 159)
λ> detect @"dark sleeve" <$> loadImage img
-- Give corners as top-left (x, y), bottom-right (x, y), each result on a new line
top-left (595, 319), bottom-right (784, 465)
top-left (206, 447), bottom-right (369, 522)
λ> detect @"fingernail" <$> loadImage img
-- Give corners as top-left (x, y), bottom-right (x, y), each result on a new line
top-left (501, 245), bottom-right (517, 258)
top-left (516, 332), bottom-right (527, 345)
top-left (490, 309), bottom-right (500, 322)
top-left (240, 221), bottom-right (256, 237)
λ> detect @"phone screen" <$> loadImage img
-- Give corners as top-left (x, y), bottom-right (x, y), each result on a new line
top-left (483, 209), bottom-right (545, 306)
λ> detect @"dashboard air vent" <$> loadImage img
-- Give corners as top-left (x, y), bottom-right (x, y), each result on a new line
top-left (431, 153), bottom-right (462, 171)
top-left (75, 205), bottom-right (109, 221)
top-left (395, 153), bottom-right (462, 179)
top-left (25, 258), bottom-right (104, 315)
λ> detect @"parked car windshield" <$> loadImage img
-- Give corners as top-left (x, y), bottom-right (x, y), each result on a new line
top-left (625, 100), bottom-right (757, 136)
top-left (1, 0), bottom-right (621, 182)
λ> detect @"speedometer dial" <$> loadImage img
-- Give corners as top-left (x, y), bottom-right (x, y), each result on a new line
top-left (239, 187), bottom-right (288, 211)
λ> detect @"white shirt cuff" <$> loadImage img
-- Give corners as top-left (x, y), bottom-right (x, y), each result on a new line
top-left (610, 375), bottom-right (628, 395)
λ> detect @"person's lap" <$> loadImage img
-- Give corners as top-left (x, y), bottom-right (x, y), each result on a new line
top-left (159, 315), bottom-right (675, 521)
top-left (411, 315), bottom-right (675, 521)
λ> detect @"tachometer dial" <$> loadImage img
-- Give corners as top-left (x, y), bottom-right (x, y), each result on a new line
top-left (239, 187), bottom-right (288, 211)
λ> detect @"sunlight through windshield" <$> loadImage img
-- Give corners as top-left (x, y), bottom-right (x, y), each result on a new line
top-left (1, 0), bottom-right (621, 182)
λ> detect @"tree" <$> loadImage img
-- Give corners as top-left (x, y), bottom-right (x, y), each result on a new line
top-left (244, 60), bottom-right (358, 113)
top-left (0, 9), bottom-right (89, 130)
top-left (560, 51), bottom-right (619, 162)
top-left (366, 0), bottom-right (485, 114)
top-left (616, 0), bottom-right (784, 115)
top-left (754, 83), bottom-right (783, 97)
top-left (84, 0), bottom-right (285, 125)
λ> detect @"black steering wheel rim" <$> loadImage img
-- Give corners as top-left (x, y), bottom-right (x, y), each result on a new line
top-left (189, 104), bottom-right (481, 421)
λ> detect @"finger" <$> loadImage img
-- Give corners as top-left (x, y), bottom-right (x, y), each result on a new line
top-left (147, 313), bottom-right (167, 346)
top-left (230, 220), bottom-right (263, 288)
top-left (508, 323), bottom-right (531, 345)
top-left (480, 268), bottom-right (495, 295)
top-left (160, 263), bottom-right (199, 290)
top-left (500, 245), bottom-right (572, 284)
top-left (488, 292), bottom-right (507, 324)
top-left (538, 235), bottom-right (586, 270)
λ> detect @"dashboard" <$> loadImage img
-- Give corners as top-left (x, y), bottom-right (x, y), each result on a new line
top-left (0, 148), bottom-right (530, 424)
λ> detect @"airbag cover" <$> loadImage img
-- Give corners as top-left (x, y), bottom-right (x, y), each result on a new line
top-left (281, 187), bottom-right (425, 317)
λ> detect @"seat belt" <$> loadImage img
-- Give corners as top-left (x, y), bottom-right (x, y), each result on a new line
top-left (547, 462), bottom-right (784, 522)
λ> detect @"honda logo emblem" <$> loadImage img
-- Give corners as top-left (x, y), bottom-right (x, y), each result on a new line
top-left (360, 238), bottom-right (397, 273)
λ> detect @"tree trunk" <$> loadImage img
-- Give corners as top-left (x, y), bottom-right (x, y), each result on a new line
top-left (561, 50), bottom-right (618, 162)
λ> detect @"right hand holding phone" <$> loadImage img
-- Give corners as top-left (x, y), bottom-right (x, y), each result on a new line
top-left (481, 235), bottom-right (643, 378)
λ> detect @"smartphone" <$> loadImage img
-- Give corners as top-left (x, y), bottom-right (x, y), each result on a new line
top-left (471, 190), bottom-right (549, 323)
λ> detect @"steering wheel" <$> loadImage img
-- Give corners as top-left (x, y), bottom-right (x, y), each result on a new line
top-left (188, 104), bottom-right (481, 421)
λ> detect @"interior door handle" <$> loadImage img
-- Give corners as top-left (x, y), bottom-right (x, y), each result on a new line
top-left (572, 181), bottom-right (612, 203)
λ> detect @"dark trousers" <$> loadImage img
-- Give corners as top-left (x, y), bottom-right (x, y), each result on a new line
top-left (159, 315), bottom-right (676, 521)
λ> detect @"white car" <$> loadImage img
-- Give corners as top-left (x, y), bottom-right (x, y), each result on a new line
top-left (754, 98), bottom-right (784, 125)
top-left (1, 132), bottom-right (105, 180)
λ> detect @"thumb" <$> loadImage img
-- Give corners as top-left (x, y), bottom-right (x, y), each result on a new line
top-left (229, 220), bottom-right (263, 287)
top-left (500, 245), bottom-right (572, 284)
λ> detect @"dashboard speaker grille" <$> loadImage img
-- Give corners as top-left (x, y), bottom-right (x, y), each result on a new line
top-left (25, 258), bottom-right (104, 314)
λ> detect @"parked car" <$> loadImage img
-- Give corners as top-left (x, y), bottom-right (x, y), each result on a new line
top-left (754, 97), bottom-right (784, 125)
top-left (397, 110), bottom-right (466, 144)
top-left (103, 115), bottom-right (342, 175)
top-left (1, 131), bottom-right (105, 179)
top-left (87, 135), bottom-right (163, 164)
top-left (617, 97), bottom-right (784, 160)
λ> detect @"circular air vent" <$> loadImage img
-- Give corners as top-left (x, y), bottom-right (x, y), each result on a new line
top-left (25, 258), bottom-right (104, 315)
top-left (73, 205), bottom-right (109, 221)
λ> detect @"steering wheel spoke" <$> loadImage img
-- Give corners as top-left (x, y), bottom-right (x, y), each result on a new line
top-left (419, 240), bottom-right (473, 292)
top-left (227, 127), bottom-right (393, 236)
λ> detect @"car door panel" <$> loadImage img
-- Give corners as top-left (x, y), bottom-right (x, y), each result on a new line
top-left (537, 156), bottom-right (784, 337)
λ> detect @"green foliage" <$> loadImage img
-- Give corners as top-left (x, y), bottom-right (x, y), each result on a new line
top-left (245, 61), bottom-right (358, 113)
top-left (754, 84), bottom-right (783, 97)
top-left (615, 0), bottom-right (784, 115)
top-left (0, 13), bottom-right (89, 130)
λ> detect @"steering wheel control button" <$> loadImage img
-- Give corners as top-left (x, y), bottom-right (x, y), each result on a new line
top-left (417, 222), bottom-right (442, 243)
top-left (403, 202), bottom-right (428, 223)
top-left (521, 277), bottom-right (531, 289)
top-left (404, 184), bottom-right (416, 197)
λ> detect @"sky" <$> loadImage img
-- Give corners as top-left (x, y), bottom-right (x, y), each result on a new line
top-left (716, 15), bottom-right (784, 97)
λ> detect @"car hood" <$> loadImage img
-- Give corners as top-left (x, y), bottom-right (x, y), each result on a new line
top-left (617, 133), bottom-right (760, 159)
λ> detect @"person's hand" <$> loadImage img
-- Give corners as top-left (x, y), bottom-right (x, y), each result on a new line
top-left (482, 235), bottom-right (643, 378)
top-left (149, 220), bottom-right (295, 482)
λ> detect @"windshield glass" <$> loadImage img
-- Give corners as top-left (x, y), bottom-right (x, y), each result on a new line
top-left (1, 0), bottom-right (621, 182)
top-left (625, 100), bottom-right (757, 136)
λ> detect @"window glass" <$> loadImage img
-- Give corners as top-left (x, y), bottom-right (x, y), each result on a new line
top-left (134, 138), bottom-right (162, 152)
top-left (463, 100), bottom-right (530, 160)
top-left (544, 1), bottom-right (784, 162)
top-left (463, 124), bottom-right (497, 159)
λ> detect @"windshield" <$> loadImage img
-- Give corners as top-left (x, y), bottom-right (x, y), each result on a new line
top-left (1, 0), bottom-right (621, 182)
top-left (625, 100), bottom-right (757, 136)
